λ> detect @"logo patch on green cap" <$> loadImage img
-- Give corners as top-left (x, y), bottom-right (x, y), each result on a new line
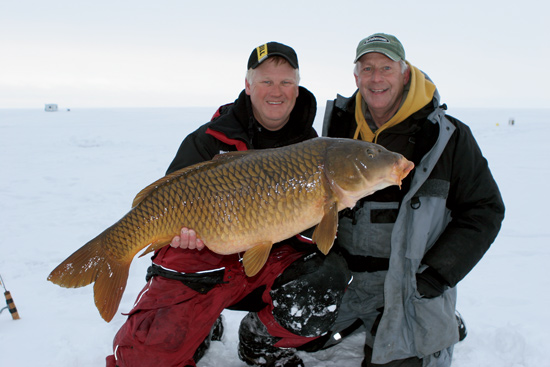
top-left (354, 33), bottom-right (405, 63)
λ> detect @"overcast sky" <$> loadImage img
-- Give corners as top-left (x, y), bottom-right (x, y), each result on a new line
top-left (1, 0), bottom-right (548, 109)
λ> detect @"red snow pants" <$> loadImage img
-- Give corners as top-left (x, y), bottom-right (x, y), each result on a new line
top-left (105, 244), bottom-right (316, 367)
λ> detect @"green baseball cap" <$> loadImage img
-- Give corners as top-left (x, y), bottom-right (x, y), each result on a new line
top-left (354, 33), bottom-right (405, 63)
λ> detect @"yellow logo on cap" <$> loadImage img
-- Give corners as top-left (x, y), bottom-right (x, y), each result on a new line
top-left (256, 43), bottom-right (268, 63)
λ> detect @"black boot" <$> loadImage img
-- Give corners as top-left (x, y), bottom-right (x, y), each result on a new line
top-left (456, 310), bottom-right (467, 341)
top-left (193, 315), bottom-right (225, 363)
top-left (238, 312), bottom-right (304, 367)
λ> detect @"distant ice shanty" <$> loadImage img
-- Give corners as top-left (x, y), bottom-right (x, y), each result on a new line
top-left (45, 104), bottom-right (58, 112)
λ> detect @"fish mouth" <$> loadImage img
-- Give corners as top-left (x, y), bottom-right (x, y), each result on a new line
top-left (391, 158), bottom-right (415, 188)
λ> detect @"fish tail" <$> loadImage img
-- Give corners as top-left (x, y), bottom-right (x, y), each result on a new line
top-left (47, 233), bottom-right (130, 322)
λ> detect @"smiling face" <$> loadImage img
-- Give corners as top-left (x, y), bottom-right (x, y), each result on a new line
top-left (354, 52), bottom-right (410, 127)
top-left (245, 58), bottom-right (299, 131)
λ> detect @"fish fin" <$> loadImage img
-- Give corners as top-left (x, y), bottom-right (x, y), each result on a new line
top-left (242, 242), bottom-right (273, 277)
top-left (312, 201), bottom-right (338, 255)
top-left (47, 233), bottom-right (131, 322)
top-left (132, 154), bottom-right (249, 208)
top-left (132, 161), bottom-right (214, 207)
top-left (93, 257), bottom-right (130, 322)
top-left (138, 237), bottom-right (174, 257)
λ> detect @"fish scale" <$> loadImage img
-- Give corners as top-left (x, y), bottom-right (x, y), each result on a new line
top-left (48, 137), bottom-right (414, 322)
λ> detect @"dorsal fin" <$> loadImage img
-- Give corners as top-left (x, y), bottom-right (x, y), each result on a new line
top-left (131, 152), bottom-right (251, 208)
top-left (132, 160), bottom-right (214, 208)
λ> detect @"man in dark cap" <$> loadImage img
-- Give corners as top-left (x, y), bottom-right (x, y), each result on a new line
top-left (106, 42), bottom-right (351, 367)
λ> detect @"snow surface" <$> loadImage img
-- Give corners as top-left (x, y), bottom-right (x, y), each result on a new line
top-left (0, 107), bottom-right (549, 366)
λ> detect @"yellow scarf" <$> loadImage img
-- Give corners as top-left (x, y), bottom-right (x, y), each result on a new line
top-left (354, 63), bottom-right (436, 143)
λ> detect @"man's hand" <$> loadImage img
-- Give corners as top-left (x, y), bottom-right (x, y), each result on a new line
top-left (416, 267), bottom-right (448, 298)
top-left (170, 227), bottom-right (205, 250)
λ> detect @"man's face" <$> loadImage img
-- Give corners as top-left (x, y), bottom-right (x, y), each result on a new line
top-left (245, 59), bottom-right (299, 131)
top-left (354, 52), bottom-right (410, 125)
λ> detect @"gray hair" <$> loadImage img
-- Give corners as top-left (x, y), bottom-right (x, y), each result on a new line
top-left (246, 56), bottom-right (300, 85)
top-left (353, 59), bottom-right (408, 76)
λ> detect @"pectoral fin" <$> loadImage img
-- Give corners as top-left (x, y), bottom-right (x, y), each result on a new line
top-left (138, 236), bottom-right (174, 257)
top-left (242, 242), bottom-right (273, 277)
top-left (312, 201), bottom-right (338, 255)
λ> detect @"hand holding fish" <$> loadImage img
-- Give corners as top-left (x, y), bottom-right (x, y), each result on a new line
top-left (170, 227), bottom-right (205, 251)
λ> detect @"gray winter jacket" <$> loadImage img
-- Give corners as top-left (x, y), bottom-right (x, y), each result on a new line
top-left (323, 84), bottom-right (505, 364)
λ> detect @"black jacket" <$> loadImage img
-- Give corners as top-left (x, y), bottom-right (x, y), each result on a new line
top-left (166, 87), bottom-right (317, 175)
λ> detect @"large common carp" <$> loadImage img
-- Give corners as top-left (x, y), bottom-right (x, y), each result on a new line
top-left (48, 137), bottom-right (414, 322)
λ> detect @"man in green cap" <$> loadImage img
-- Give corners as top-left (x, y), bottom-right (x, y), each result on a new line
top-left (315, 33), bottom-right (505, 366)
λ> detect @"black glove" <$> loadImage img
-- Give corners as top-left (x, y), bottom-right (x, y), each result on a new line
top-left (416, 267), bottom-right (448, 298)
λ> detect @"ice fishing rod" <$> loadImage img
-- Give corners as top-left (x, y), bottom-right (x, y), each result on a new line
top-left (0, 273), bottom-right (20, 320)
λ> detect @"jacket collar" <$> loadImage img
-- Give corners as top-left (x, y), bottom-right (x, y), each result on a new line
top-left (207, 86), bottom-right (317, 149)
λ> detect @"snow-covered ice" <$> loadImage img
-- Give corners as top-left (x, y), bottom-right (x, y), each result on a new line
top-left (0, 107), bottom-right (548, 366)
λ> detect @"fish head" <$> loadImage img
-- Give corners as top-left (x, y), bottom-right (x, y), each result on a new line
top-left (325, 138), bottom-right (415, 209)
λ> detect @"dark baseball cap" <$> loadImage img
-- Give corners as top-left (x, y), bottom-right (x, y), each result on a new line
top-left (247, 42), bottom-right (299, 69)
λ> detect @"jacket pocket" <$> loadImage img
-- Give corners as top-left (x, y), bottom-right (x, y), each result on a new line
top-left (409, 292), bottom-right (459, 356)
top-left (350, 201), bottom-right (399, 257)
